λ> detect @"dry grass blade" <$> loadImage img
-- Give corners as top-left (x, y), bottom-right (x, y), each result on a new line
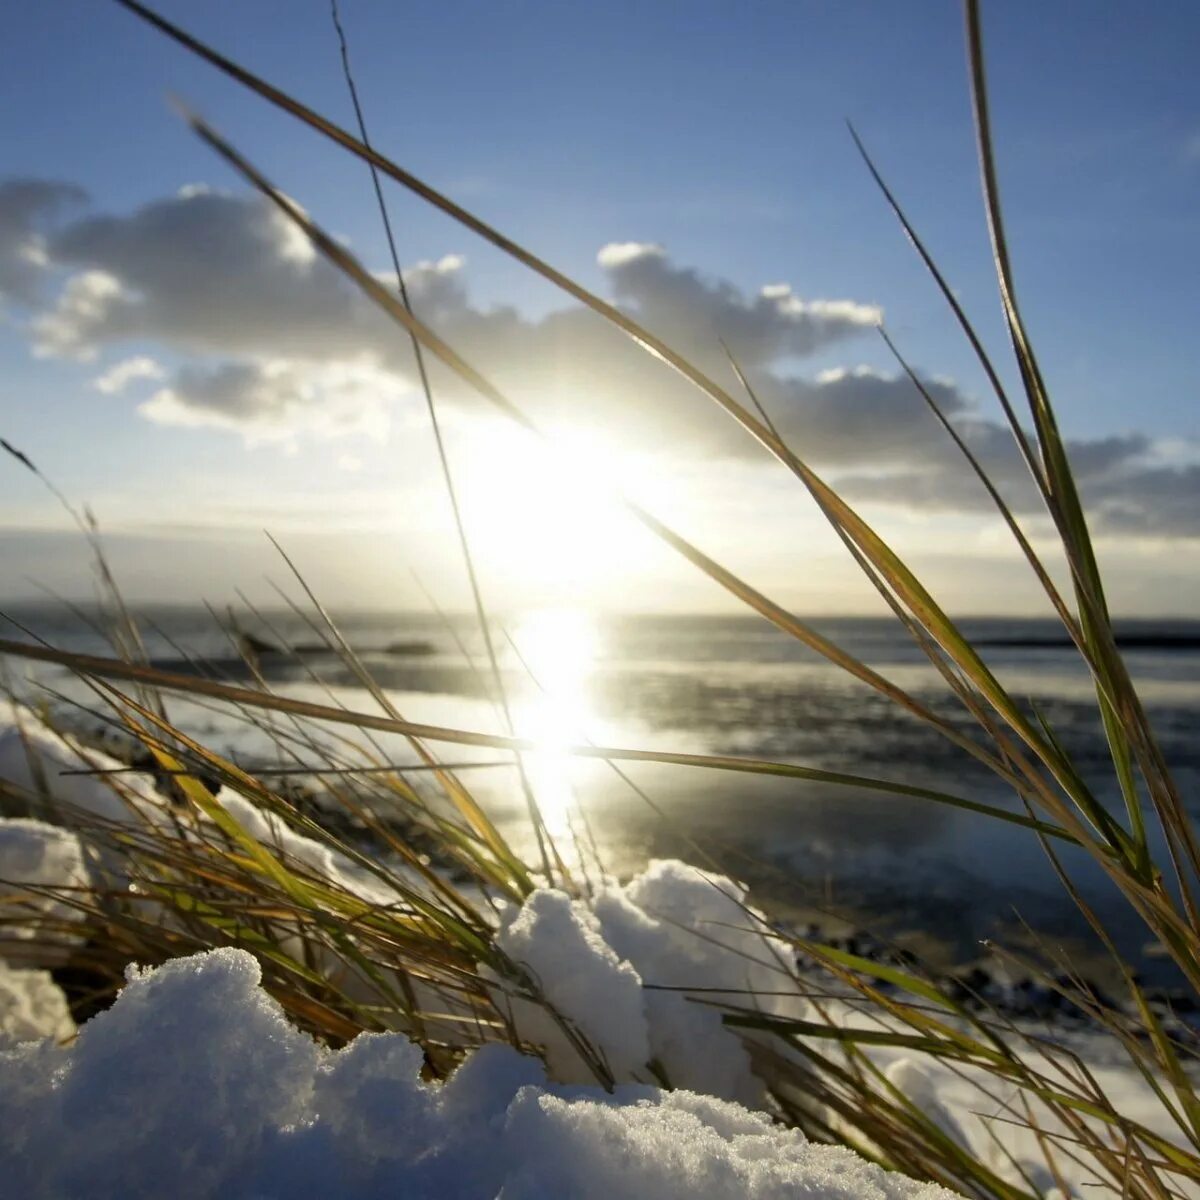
top-left (179, 98), bottom-right (1106, 820)
top-left (167, 74), bottom-right (1177, 890)
top-left (327, 0), bottom-right (555, 883)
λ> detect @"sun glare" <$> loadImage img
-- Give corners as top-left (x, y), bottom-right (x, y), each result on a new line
top-left (458, 422), bottom-right (667, 600)
top-left (509, 608), bottom-right (599, 844)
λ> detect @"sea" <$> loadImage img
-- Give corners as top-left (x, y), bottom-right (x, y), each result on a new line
top-left (4, 603), bottom-right (1199, 984)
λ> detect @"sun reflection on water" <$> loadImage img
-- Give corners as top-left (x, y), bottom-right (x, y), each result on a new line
top-left (510, 608), bottom-right (599, 846)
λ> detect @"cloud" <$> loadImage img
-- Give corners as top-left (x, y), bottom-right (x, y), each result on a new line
top-left (31, 187), bottom-right (379, 361)
top-left (825, 406), bottom-right (1180, 538)
top-left (4, 176), bottom-right (1199, 537)
top-left (598, 241), bottom-right (881, 362)
top-left (19, 187), bottom-right (877, 376)
top-left (139, 359), bottom-right (400, 445)
top-left (1089, 463), bottom-right (1200, 537)
top-left (92, 355), bottom-right (164, 394)
top-left (0, 179), bottom-right (87, 306)
top-left (764, 367), bottom-right (973, 466)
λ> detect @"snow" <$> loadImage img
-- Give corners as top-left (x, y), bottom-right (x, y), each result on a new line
top-left (0, 817), bottom-right (90, 955)
top-left (216, 789), bottom-right (396, 907)
top-left (0, 949), bottom-right (318, 1199)
top-left (0, 947), bottom-right (963, 1200)
top-left (0, 712), bottom-right (394, 902)
top-left (0, 818), bottom-right (89, 1043)
top-left (596, 859), bottom-right (802, 1105)
top-left (499, 1088), bottom-right (952, 1200)
top-left (0, 714), bottom-right (1185, 1197)
top-left (0, 715), bottom-right (163, 828)
top-left (493, 886), bottom-right (651, 1080)
top-left (0, 961), bottom-right (75, 1046)
top-left (491, 860), bottom-right (801, 1104)
top-left (882, 1059), bottom-right (970, 1150)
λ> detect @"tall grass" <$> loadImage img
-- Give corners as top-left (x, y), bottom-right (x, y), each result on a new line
top-left (1, 2), bottom-right (1196, 1198)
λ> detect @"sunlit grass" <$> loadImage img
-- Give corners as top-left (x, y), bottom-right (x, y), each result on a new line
top-left (0, 2), bottom-right (1197, 1199)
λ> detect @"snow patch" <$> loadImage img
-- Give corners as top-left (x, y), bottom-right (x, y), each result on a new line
top-left (494, 887), bottom-right (650, 1080)
top-left (0, 948), bottom-right (962, 1200)
top-left (0, 961), bottom-right (74, 1046)
top-left (0, 716), bottom-right (163, 828)
top-left (493, 860), bottom-right (801, 1104)
top-left (0, 817), bottom-right (90, 954)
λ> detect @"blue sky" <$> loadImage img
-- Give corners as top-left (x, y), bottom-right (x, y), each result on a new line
top-left (0, 1), bottom-right (1197, 613)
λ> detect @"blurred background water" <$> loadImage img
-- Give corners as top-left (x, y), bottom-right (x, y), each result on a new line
top-left (6, 603), bottom-right (1199, 983)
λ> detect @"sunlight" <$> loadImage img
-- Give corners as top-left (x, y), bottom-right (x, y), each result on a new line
top-left (457, 422), bottom-right (668, 600)
top-left (509, 608), bottom-right (599, 844)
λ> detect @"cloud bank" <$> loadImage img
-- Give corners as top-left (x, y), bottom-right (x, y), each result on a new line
top-left (2, 177), bottom-right (1197, 537)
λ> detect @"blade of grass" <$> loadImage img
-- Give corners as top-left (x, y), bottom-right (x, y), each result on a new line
top-left (327, 0), bottom-right (554, 883)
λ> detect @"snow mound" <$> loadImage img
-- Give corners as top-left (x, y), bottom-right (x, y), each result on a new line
top-left (0, 818), bottom-right (90, 955)
top-left (494, 886), bottom-right (651, 1080)
top-left (0, 818), bottom-right (87, 1044)
top-left (501, 1088), bottom-right (953, 1200)
top-left (0, 947), bottom-right (961, 1200)
top-left (0, 960), bottom-right (75, 1046)
top-left (1, 948), bottom-right (319, 1199)
top-left (492, 860), bottom-right (802, 1104)
top-left (0, 716), bottom-right (162, 828)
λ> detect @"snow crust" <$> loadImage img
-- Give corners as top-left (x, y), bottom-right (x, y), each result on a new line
top-left (0, 947), bottom-right (962, 1200)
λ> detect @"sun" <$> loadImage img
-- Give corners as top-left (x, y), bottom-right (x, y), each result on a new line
top-left (454, 421), bottom-right (667, 600)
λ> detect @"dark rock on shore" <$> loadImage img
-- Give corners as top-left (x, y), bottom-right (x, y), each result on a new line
top-left (978, 633), bottom-right (1200, 652)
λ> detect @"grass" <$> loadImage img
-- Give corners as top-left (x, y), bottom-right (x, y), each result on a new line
top-left (1, 1), bottom-right (1197, 1198)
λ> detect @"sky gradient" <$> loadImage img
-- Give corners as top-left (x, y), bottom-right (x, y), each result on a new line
top-left (1, 1), bottom-right (1197, 614)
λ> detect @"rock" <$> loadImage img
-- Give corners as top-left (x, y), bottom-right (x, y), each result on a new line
top-left (384, 640), bottom-right (436, 657)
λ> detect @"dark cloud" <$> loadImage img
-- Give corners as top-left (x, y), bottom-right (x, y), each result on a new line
top-left (828, 423), bottom-right (1187, 539)
top-left (1091, 463), bottom-right (1200, 537)
top-left (34, 185), bottom-right (385, 361)
top-left (0, 179), bottom-right (87, 305)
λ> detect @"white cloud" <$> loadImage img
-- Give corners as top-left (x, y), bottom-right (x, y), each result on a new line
top-left (598, 239), bottom-right (880, 362)
top-left (139, 358), bottom-right (400, 447)
top-left (92, 355), bottom-right (164, 394)
top-left (597, 241), bottom-right (663, 267)
top-left (32, 270), bottom-right (126, 360)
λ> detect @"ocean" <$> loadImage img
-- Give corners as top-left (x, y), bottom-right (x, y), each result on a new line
top-left (5, 603), bottom-right (1199, 982)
